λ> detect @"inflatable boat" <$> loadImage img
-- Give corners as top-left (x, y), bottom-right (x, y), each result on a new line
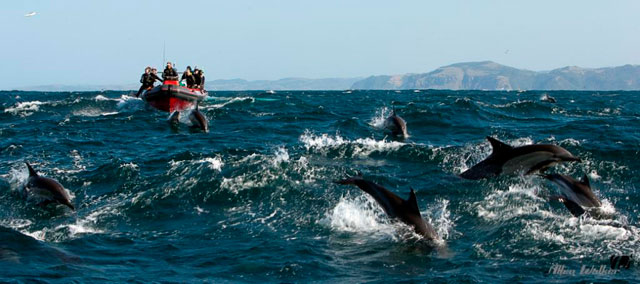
top-left (141, 80), bottom-right (207, 112)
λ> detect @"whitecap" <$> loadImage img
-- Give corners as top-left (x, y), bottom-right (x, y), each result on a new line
top-left (299, 131), bottom-right (406, 157)
top-left (4, 101), bottom-right (45, 117)
top-left (203, 97), bottom-right (254, 109)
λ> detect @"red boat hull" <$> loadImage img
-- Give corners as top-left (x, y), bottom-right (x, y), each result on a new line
top-left (141, 81), bottom-right (207, 112)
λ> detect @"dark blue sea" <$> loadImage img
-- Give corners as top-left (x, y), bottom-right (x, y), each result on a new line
top-left (0, 90), bottom-right (638, 283)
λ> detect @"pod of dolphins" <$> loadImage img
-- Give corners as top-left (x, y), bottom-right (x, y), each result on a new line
top-left (19, 105), bottom-right (605, 247)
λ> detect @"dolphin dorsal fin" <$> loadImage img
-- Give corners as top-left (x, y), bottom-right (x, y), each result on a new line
top-left (581, 174), bottom-right (591, 187)
top-left (25, 162), bottom-right (38, 177)
top-left (486, 136), bottom-right (513, 155)
top-left (406, 187), bottom-right (421, 215)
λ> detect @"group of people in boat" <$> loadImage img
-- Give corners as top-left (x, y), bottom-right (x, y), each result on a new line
top-left (135, 62), bottom-right (206, 97)
top-left (180, 66), bottom-right (205, 90)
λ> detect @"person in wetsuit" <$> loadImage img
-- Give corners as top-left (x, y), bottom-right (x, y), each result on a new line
top-left (136, 67), bottom-right (152, 97)
top-left (193, 69), bottom-right (205, 90)
top-left (150, 68), bottom-right (162, 84)
top-left (181, 66), bottom-right (195, 88)
top-left (193, 68), bottom-right (201, 88)
top-left (162, 62), bottom-right (178, 81)
top-left (198, 69), bottom-right (205, 90)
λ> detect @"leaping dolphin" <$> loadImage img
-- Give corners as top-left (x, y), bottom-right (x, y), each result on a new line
top-left (383, 109), bottom-right (408, 137)
top-left (189, 106), bottom-right (208, 132)
top-left (335, 175), bottom-right (438, 240)
top-left (544, 174), bottom-right (601, 217)
top-left (23, 162), bottom-right (75, 210)
top-left (541, 94), bottom-right (557, 103)
top-left (459, 136), bottom-right (581, 180)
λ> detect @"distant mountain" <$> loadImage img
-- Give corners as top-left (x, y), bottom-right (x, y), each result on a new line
top-left (207, 77), bottom-right (362, 91)
top-left (351, 61), bottom-right (640, 90)
top-left (10, 62), bottom-right (640, 91)
top-left (14, 77), bottom-right (361, 92)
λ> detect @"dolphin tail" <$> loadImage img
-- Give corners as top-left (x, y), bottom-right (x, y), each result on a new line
top-left (25, 162), bottom-right (38, 177)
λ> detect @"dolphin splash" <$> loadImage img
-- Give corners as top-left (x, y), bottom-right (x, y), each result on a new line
top-left (335, 175), bottom-right (438, 240)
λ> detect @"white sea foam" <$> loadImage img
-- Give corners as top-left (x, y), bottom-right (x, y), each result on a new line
top-left (431, 199), bottom-right (455, 242)
top-left (368, 106), bottom-right (391, 129)
top-left (320, 195), bottom-right (396, 239)
top-left (559, 138), bottom-right (582, 146)
top-left (51, 150), bottom-right (86, 175)
top-left (473, 181), bottom-right (640, 258)
top-left (204, 96), bottom-right (254, 109)
top-left (61, 207), bottom-right (113, 237)
top-left (299, 131), bottom-right (406, 157)
top-left (72, 108), bottom-right (105, 117)
top-left (119, 162), bottom-right (139, 171)
top-left (4, 101), bottom-right (45, 117)
top-left (116, 95), bottom-right (145, 112)
top-left (272, 147), bottom-right (290, 166)
top-left (7, 164), bottom-right (29, 191)
top-left (170, 156), bottom-right (224, 172)
top-left (199, 156), bottom-right (224, 171)
top-left (217, 144), bottom-right (333, 195)
top-left (474, 183), bottom-right (545, 222)
top-left (1, 203), bottom-right (114, 242)
top-left (195, 206), bottom-right (209, 214)
top-left (94, 94), bottom-right (119, 101)
top-left (588, 107), bottom-right (621, 116)
top-left (220, 174), bottom-right (264, 194)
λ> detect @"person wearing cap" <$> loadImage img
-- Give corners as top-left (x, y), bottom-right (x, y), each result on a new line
top-left (136, 67), bottom-right (152, 97)
top-left (162, 62), bottom-right (178, 81)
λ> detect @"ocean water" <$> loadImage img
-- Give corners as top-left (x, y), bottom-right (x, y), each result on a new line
top-left (0, 90), bottom-right (638, 283)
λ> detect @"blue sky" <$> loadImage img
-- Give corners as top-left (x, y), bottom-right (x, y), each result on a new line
top-left (2, 0), bottom-right (639, 89)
